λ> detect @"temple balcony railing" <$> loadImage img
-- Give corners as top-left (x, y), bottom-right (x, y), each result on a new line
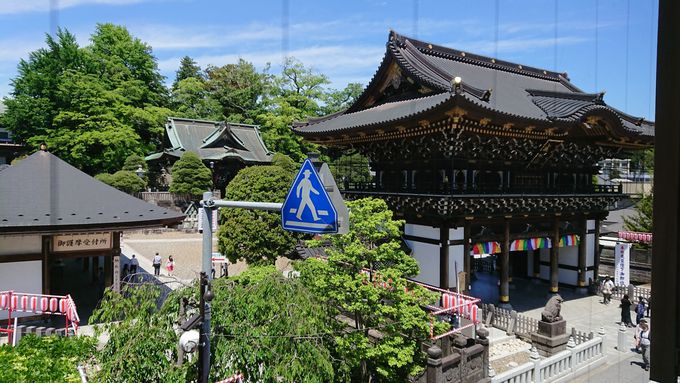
top-left (340, 183), bottom-right (622, 197)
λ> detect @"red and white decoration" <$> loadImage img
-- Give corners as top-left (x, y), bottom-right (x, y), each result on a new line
top-left (0, 291), bottom-right (80, 344)
top-left (618, 231), bottom-right (653, 243)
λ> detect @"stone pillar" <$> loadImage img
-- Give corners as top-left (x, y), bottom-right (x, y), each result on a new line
top-left (440, 226), bottom-right (449, 290)
top-left (463, 221), bottom-right (471, 293)
top-left (550, 217), bottom-right (560, 294)
top-left (577, 219), bottom-right (588, 289)
top-left (426, 345), bottom-right (443, 383)
top-left (476, 325), bottom-right (490, 380)
top-left (500, 220), bottom-right (510, 305)
top-left (531, 318), bottom-right (569, 357)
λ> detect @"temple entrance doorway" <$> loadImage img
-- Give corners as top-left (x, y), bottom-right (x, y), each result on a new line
top-left (510, 250), bottom-right (528, 279)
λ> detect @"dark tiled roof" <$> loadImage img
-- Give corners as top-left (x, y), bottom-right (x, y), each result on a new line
top-left (146, 117), bottom-right (273, 164)
top-left (0, 151), bottom-right (185, 233)
top-left (294, 31), bottom-right (654, 143)
top-left (294, 93), bottom-right (453, 134)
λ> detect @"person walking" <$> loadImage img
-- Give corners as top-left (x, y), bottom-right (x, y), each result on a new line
top-left (635, 297), bottom-right (647, 325)
top-left (165, 256), bottom-right (175, 277)
top-left (620, 294), bottom-right (634, 327)
top-left (602, 276), bottom-right (614, 304)
top-left (152, 252), bottom-right (162, 276)
top-left (636, 321), bottom-right (651, 371)
top-left (130, 254), bottom-right (139, 274)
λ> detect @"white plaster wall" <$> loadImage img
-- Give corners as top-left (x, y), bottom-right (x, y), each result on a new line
top-left (587, 220), bottom-right (596, 230)
top-left (0, 261), bottom-right (42, 319)
top-left (0, 235), bottom-right (41, 256)
top-left (449, 227), bottom-right (464, 240)
top-left (405, 223), bottom-right (439, 240)
top-left (560, 246), bottom-right (578, 266)
top-left (448, 245), bottom-right (464, 288)
top-left (559, 268), bottom-right (578, 285)
top-left (407, 240), bottom-right (439, 287)
top-left (586, 233), bottom-right (595, 265)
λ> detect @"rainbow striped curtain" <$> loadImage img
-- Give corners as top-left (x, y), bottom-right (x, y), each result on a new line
top-left (558, 234), bottom-right (580, 247)
top-left (510, 237), bottom-right (552, 251)
top-left (472, 241), bottom-right (501, 255)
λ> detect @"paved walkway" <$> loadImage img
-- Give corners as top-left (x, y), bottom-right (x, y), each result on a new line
top-left (470, 272), bottom-right (651, 382)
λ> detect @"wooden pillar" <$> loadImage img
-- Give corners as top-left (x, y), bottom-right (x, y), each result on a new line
top-left (105, 232), bottom-right (120, 288)
top-left (499, 220), bottom-right (510, 304)
top-left (577, 219), bottom-right (587, 287)
top-left (440, 226), bottom-right (449, 290)
top-left (463, 221), bottom-right (471, 293)
top-left (532, 249), bottom-right (541, 278)
top-left (41, 235), bottom-right (51, 295)
top-left (550, 217), bottom-right (560, 293)
top-left (593, 219), bottom-right (601, 278)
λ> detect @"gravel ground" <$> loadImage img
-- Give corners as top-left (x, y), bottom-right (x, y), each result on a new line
top-left (121, 230), bottom-right (293, 281)
top-left (489, 338), bottom-right (533, 374)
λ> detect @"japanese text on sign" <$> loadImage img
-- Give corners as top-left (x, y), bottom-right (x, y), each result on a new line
top-left (53, 232), bottom-right (113, 252)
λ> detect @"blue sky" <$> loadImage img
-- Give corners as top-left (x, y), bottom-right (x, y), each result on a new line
top-left (0, 0), bottom-right (658, 120)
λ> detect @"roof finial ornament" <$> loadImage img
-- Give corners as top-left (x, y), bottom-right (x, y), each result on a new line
top-left (451, 76), bottom-right (462, 94)
top-left (482, 89), bottom-right (493, 102)
top-left (39, 142), bottom-right (48, 152)
top-left (595, 92), bottom-right (606, 103)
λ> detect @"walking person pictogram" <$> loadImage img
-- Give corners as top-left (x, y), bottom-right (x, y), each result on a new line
top-left (296, 169), bottom-right (320, 221)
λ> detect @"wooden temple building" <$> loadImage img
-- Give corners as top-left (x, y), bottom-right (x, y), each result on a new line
top-left (293, 31), bottom-right (654, 305)
top-left (146, 117), bottom-right (273, 192)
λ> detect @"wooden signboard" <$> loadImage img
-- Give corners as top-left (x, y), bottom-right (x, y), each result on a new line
top-left (53, 232), bottom-right (113, 252)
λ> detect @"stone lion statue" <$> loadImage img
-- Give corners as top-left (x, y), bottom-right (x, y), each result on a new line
top-left (541, 294), bottom-right (564, 322)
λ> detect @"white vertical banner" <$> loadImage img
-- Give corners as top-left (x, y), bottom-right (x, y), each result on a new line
top-left (113, 255), bottom-right (120, 293)
top-left (198, 208), bottom-right (219, 232)
top-left (614, 242), bottom-right (631, 286)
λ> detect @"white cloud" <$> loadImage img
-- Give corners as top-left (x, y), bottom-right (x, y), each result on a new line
top-left (0, 0), bottom-right (149, 15)
top-left (0, 38), bottom-right (44, 62)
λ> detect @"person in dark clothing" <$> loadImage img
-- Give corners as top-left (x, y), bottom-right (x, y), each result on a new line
top-left (620, 294), bottom-right (634, 327)
top-left (635, 297), bottom-right (647, 325)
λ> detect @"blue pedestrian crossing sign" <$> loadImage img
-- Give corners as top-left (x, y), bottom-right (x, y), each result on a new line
top-left (282, 159), bottom-right (338, 234)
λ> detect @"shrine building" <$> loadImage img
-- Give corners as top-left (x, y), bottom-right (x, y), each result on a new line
top-left (0, 150), bottom-right (184, 319)
top-left (292, 31), bottom-right (654, 305)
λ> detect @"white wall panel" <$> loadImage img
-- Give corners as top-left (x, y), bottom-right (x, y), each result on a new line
top-left (0, 261), bottom-right (42, 319)
top-left (407, 240), bottom-right (439, 287)
top-left (0, 235), bottom-right (41, 256)
top-left (405, 223), bottom-right (439, 240)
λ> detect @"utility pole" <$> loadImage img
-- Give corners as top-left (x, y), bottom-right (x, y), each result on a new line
top-left (199, 191), bottom-right (215, 383)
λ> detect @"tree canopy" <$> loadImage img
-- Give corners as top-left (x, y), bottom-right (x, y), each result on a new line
top-left (169, 151), bottom-right (213, 195)
top-left (298, 197), bottom-right (440, 382)
top-left (217, 161), bottom-right (301, 265)
top-left (1, 25), bottom-right (170, 175)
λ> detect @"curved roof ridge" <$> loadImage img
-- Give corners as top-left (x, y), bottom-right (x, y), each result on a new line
top-left (390, 30), bottom-right (569, 83)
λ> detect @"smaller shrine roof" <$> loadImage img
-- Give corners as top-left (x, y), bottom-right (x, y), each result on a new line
top-left (146, 117), bottom-right (273, 164)
top-left (0, 151), bottom-right (185, 234)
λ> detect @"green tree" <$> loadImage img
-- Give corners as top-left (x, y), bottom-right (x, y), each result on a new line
top-left (217, 163), bottom-right (301, 265)
top-left (170, 77), bottom-right (222, 120)
top-left (624, 191), bottom-right (653, 234)
top-left (2, 24), bottom-right (171, 174)
top-left (96, 170), bottom-right (146, 194)
top-left (206, 59), bottom-right (268, 123)
top-left (0, 335), bottom-right (96, 383)
top-left (169, 151), bottom-right (212, 195)
top-left (322, 82), bottom-right (363, 114)
top-left (211, 266), bottom-right (345, 382)
top-left (298, 198), bottom-right (440, 382)
top-left (173, 56), bottom-right (203, 87)
top-left (122, 154), bottom-right (147, 172)
top-left (90, 284), bottom-right (190, 383)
